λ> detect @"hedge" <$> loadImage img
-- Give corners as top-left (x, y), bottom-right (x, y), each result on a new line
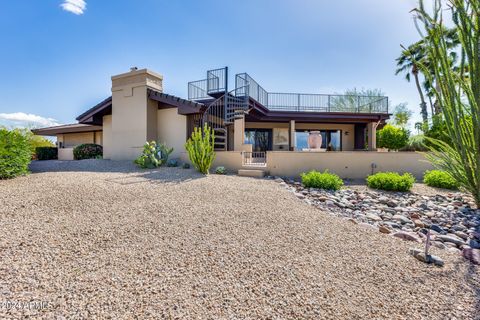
top-left (73, 144), bottom-right (103, 160)
top-left (36, 147), bottom-right (58, 160)
top-left (366, 172), bottom-right (415, 192)
top-left (0, 128), bottom-right (32, 179)
top-left (423, 170), bottom-right (459, 190)
top-left (301, 170), bottom-right (344, 190)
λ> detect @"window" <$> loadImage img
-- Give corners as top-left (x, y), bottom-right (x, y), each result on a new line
top-left (244, 129), bottom-right (272, 151)
top-left (295, 130), bottom-right (342, 151)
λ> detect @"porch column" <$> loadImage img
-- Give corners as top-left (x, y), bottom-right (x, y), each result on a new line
top-left (367, 122), bottom-right (378, 151)
top-left (233, 115), bottom-right (245, 151)
top-left (289, 120), bottom-right (296, 151)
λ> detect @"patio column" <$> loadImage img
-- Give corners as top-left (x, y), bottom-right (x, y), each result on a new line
top-left (289, 120), bottom-right (296, 151)
top-left (233, 115), bottom-right (245, 151)
top-left (367, 121), bottom-right (378, 151)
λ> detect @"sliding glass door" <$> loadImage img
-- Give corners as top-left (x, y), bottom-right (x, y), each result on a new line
top-left (295, 130), bottom-right (342, 151)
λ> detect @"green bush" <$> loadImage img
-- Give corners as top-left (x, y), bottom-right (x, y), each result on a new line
top-left (423, 170), bottom-right (458, 190)
top-left (36, 147), bottom-right (58, 160)
top-left (215, 166), bottom-right (226, 175)
top-left (73, 144), bottom-right (103, 160)
top-left (366, 172), bottom-right (415, 192)
top-left (0, 128), bottom-right (32, 179)
top-left (301, 170), bottom-right (344, 190)
top-left (185, 126), bottom-right (216, 174)
top-left (377, 124), bottom-right (409, 150)
top-left (134, 141), bottom-right (173, 169)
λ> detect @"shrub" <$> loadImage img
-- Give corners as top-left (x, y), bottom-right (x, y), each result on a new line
top-left (300, 170), bottom-right (344, 190)
top-left (182, 163), bottom-right (190, 169)
top-left (376, 124), bottom-right (409, 150)
top-left (36, 147), bottom-right (58, 160)
top-left (400, 135), bottom-right (428, 152)
top-left (134, 141), bottom-right (173, 169)
top-left (215, 166), bottom-right (226, 175)
top-left (423, 170), bottom-right (458, 190)
top-left (73, 144), bottom-right (103, 160)
top-left (167, 159), bottom-right (178, 167)
top-left (0, 128), bottom-right (32, 179)
top-left (185, 126), bottom-right (216, 174)
top-left (366, 172), bottom-right (415, 192)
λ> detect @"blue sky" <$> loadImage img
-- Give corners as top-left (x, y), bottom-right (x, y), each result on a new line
top-left (0, 0), bottom-right (425, 128)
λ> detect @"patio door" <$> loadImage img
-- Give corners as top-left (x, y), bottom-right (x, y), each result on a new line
top-left (244, 129), bottom-right (272, 152)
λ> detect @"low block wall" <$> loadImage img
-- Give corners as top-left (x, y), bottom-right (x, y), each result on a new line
top-left (266, 151), bottom-right (433, 179)
top-left (58, 148), bottom-right (74, 161)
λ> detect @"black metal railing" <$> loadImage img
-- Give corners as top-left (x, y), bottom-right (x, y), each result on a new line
top-left (188, 79), bottom-right (209, 100)
top-left (188, 67), bottom-right (389, 114)
top-left (266, 93), bottom-right (388, 113)
top-left (242, 151), bottom-right (267, 167)
top-left (235, 73), bottom-right (268, 106)
top-left (207, 67), bottom-right (227, 93)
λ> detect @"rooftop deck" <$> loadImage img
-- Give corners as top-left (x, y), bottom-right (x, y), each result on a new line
top-left (188, 67), bottom-right (389, 114)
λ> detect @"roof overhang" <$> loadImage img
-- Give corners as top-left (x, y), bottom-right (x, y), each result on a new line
top-left (147, 89), bottom-right (205, 115)
top-left (32, 124), bottom-right (103, 136)
top-left (76, 96), bottom-right (112, 125)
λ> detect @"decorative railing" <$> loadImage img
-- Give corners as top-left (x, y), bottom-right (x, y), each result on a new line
top-left (242, 151), bottom-right (267, 167)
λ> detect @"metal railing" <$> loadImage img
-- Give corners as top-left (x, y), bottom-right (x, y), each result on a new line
top-left (235, 73), bottom-right (268, 106)
top-left (188, 67), bottom-right (389, 114)
top-left (266, 93), bottom-right (388, 113)
top-left (207, 67), bottom-right (227, 93)
top-left (242, 151), bottom-right (267, 167)
top-left (202, 86), bottom-right (249, 130)
top-left (188, 79), bottom-right (209, 100)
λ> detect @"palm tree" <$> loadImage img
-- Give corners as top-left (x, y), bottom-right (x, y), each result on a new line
top-left (395, 42), bottom-right (429, 124)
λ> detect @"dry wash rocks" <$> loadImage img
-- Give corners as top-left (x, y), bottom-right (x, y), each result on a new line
top-left (281, 178), bottom-right (480, 265)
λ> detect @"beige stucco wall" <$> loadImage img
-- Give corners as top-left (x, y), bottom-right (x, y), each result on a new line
top-left (58, 132), bottom-right (97, 148)
top-left (181, 151), bottom-right (432, 179)
top-left (95, 131), bottom-right (103, 145)
top-left (110, 69), bottom-right (163, 160)
top-left (157, 108), bottom-right (187, 158)
top-left (58, 148), bottom-right (74, 161)
top-left (245, 122), bottom-right (355, 151)
top-left (267, 151), bottom-right (433, 179)
top-left (102, 115), bottom-right (112, 160)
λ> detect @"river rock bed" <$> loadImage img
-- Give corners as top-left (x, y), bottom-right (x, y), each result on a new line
top-left (276, 178), bottom-right (480, 265)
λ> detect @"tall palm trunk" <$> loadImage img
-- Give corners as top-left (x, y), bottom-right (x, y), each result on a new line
top-left (413, 65), bottom-right (428, 123)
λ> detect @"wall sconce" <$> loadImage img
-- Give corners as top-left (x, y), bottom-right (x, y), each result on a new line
top-left (344, 131), bottom-right (349, 136)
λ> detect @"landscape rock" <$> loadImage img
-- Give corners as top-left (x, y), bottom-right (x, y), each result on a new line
top-left (462, 248), bottom-right (480, 264)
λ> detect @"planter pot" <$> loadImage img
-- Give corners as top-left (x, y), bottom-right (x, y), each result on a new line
top-left (308, 131), bottom-right (322, 149)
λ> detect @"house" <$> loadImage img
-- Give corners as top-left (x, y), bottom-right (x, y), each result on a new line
top-left (33, 67), bottom-right (432, 177)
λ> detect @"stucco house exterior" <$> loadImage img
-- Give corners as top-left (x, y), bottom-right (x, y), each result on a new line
top-left (33, 67), bottom-right (432, 177)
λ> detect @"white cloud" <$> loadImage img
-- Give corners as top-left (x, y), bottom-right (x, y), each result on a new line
top-left (0, 112), bottom-right (61, 128)
top-left (60, 0), bottom-right (87, 15)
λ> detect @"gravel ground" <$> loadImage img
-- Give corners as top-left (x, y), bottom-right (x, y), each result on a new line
top-left (0, 160), bottom-right (478, 319)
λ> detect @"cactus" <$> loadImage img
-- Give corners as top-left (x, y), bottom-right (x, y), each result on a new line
top-left (185, 125), bottom-right (216, 174)
top-left (134, 141), bottom-right (173, 169)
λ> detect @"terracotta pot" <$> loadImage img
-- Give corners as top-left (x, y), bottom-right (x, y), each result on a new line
top-left (308, 131), bottom-right (322, 149)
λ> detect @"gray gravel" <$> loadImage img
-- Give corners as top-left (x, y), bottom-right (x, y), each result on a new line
top-left (0, 160), bottom-right (478, 319)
